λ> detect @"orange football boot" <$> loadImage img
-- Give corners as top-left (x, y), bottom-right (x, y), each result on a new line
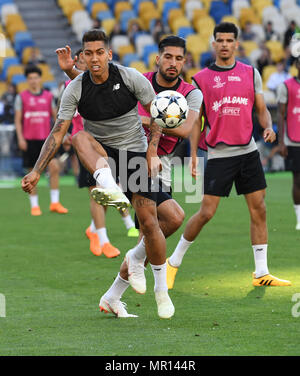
top-left (85, 227), bottom-right (102, 256)
top-left (102, 243), bottom-right (120, 258)
top-left (31, 206), bottom-right (42, 216)
top-left (49, 202), bottom-right (68, 214)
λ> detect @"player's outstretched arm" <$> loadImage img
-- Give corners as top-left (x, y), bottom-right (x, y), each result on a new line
top-left (21, 118), bottom-right (71, 193)
top-left (255, 93), bottom-right (276, 143)
top-left (56, 45), bottom-right (81, 80)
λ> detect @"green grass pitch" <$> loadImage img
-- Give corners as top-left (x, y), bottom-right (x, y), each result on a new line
top-left (0, 171), bottom-right (300, 356)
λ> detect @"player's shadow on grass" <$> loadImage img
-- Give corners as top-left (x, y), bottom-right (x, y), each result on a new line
top-left (245, 286), bottom-right (266, 300)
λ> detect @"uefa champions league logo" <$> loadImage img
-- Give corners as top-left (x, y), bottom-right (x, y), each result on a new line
top-left (213, 76), bottom-right (226, 89)
top-left (291, 33), bottom-right (300, 58)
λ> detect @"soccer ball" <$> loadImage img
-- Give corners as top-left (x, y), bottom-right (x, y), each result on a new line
top-left (150, 90), bottom-right (189, 129)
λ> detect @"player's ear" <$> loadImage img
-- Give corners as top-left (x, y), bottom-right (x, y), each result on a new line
top-left (108, 48), bottom-right (113, 61)
top-left (235, 40), bottom-right (239, 52)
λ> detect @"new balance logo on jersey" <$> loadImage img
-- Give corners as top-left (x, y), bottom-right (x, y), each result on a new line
top-left (228, 75), bottom-right (241, 82)
top-left (113, 83), bottom-right (120, 91)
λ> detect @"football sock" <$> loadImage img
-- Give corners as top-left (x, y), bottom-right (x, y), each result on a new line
top-left (294, 205), bottom-right (300, 224)
top-left (150, 263), bottom-right (168, 292)
top-left (169, 235), bottom-right (193, 267)
top-left (93, 168), bottom-right (118, 190)
top-left (50, 189), bottom-right (59, 203)
top-left (29, 194), bottom-right (39, 208)
top-left (132, 237), bottom-right (146, 261)
top-left (122, 214), bottom-right (135, 230)
top-left (90, 220), bottom-right (96, 233)
top-left (96, 227), bottom-right (109, 246)
top-left (252, 244), bottom-right (269, 278)
top-left (104, 273), bottom-right (129, 301)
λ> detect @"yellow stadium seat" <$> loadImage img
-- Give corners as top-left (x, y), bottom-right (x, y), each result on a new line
top-left (5, 47), bottom-right (16, 58)
top-left (37, 63), bottom-right (52, 76)
top-left (170, 16), bottom-right (191, 34)
top-left (130, 61), bottom-right (148, 74)
top-left (192, 9), bottom-right (208, 27)
top-left (58, 0), bottom-right (80, 7)
top-left (0, 82), bottom-right (7, 97)
top-left (186, 34), bottom-right (209, 63)
top-left (114, 1), bottom-right (132, 20)
top-left (168, 8), bottom-right (184, 26)
top-left (140, 10), bottom-right (161, 29)
top-left (221, 15), bottom-right (240, 28)
top-left (201, 0), bottom-right (213, 11)
top-left (251, 0), bottom-right (272, 16)
top-left (240, 40), bottom-right (258, 56)
top-left (265, 40), bottom-right (285, 63)
top-left (118, 44), bottom-right (135, 60)
top-left (63, 3), bottom-right (84, 23)
top-left (289, 65), bottom-right (298, 77)
top-left (91, 2), bottom-right (109, 19)
top-left (239, 8), bottom-right (260, 29)
top-left (16, 81), bottom-right (29, 93)
top-left (5, 13), bottom-right (23, 28)
top-left (184, 67), bottom-right (199, 84)
top-left (139, 1), bottom-right (156, 16)
top-left (6, 65), bottom-right (25, 83)
top-left (194, 15), bottom-right (215, 34)
top-left (148, 51), bottom-right (158, 70)
top-left (102, 18), bottom-right (116, 35)
top-left (22, 47), bottom-right (40, 64)
top-left (262, 64), bottom-right (277, 83)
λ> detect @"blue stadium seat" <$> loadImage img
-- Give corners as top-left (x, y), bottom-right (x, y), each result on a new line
top-left (0, 0), bottom-right (14, 6)
top-left (0, 56), bottom-right (20, 80)
top-left (162, 1), bottom-right (180, 25)
top-left (200, 51), bottom-right (214, 68)
top-left (11, 74), bottom-right (26, 85)
top-left (142, 44), bottom-right (158, 66)
top-left (43, 81), bottom-right (58, 91)
top-left (210, 1), bottom-right (231, 24)
top-left (177, 26), bottom-right (195, 39)
top-left (96, 9), bottom-right (114, 21)
top-left (120, 10), bottom-right (138, 32)
top-left (123, 53), bottom-right (140, 66)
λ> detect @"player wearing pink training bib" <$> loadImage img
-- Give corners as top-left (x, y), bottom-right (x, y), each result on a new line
top-left (15, 65), bottom-right (68, 216)
top-left (167, 22), bottom-right (291, 288)
top-left (277, 56), bottom-right (300, 230)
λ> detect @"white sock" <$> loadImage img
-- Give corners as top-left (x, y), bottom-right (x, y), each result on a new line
top-left (131, 237), bottom-right (146, 261)
top-left (50, 189), bottom-right (59, 203)
top-left (29, 194), bottom-right (39, 208)
top-left (151, 263), bottom-right (168, 292)
top-left (96, 227), bottom-right (109, 246)
top-left (90, 220), bottom-right (96, 233)
top-left (93, 168), bottom-right (118, 189)
top-left (169, 235), bottom-right (193, 268)
top-left (122, 214), bottom-right (135, 230)
top-left (252, 244), bottom-right (269, 278)
top-left (294, 205), bottom-right (300, 224)
top-left (104, 273), bottom-right (130, 301)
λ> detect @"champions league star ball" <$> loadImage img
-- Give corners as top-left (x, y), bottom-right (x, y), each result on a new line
top-left (150, 90), bottom-right (189, 129)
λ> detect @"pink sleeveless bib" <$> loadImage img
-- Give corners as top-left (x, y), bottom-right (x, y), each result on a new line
top-left (138, 72), bottom-right (196, 155)
top-left (21, 89), bottom-right (53, 140)
top-left (193, 61), bottom-right (255, 148)
top-left (285, 77), bottom-right (300, 143)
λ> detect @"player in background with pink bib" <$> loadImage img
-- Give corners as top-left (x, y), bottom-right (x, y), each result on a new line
top-left (167, 22), bottom-right (291, 288)
top-left (277, 56), bottom-right (300, 230)
top-left (15, 65), bottom-right (68, 216)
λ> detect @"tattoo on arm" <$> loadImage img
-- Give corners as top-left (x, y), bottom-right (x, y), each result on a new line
top-left (148, 120), bottom-right (161, 149)
top-left (134, 197), bottom-right (156, 209)
top-left (34, 119), bottom-right (66, 174)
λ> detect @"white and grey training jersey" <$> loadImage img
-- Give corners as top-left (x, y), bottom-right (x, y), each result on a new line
top-left (58, 64), bottom-right (156, 152)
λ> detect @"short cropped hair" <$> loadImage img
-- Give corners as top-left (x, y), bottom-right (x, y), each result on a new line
top-left (25, 65), bottom-right (42, 77)
top-left (82, 29), bottom-right (109, 48)
top-left (213, 22), bottom-right (239, 40)
top-left (158, 35), bottom-right (186, 54)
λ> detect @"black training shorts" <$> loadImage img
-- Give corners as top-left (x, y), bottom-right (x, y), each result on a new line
top-left (285, 146), bottom-right (300, 173)
top-left (204, 150), bottom-right (267, 197)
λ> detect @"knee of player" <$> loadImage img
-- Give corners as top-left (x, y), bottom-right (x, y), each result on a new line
top-left (200, 206), bottom-right (216, 223)
top-left (139, 215), bottom-right (159, 235)
top-left (48, 159), bottom-right (60, 174)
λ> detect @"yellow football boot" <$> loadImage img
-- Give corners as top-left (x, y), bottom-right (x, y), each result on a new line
top-left (252, 273), bottom-right (291, 286)
top-left (166, 258), bottom-right (179, 290)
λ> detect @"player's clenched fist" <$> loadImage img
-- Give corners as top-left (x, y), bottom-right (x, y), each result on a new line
top-left (21, 171), bottom-right (40, 194)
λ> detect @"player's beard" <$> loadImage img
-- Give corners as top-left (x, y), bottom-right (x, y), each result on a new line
top-left (160, 69), bottom-right (180, 83)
